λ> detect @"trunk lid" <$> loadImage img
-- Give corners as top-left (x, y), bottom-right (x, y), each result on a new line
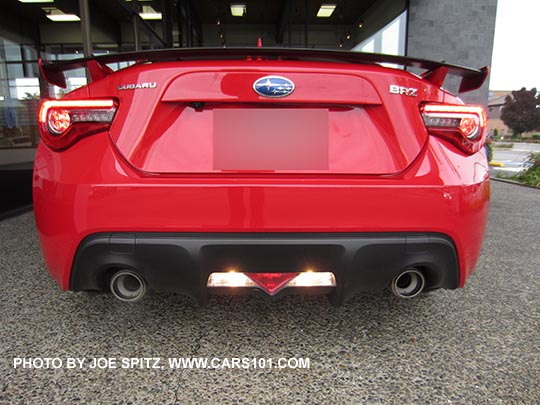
top-left (102, 61), bottom-right (436, 175)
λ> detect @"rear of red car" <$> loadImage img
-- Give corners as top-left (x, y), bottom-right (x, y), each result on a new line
top-left (34, 49), bottom-right (490, 304)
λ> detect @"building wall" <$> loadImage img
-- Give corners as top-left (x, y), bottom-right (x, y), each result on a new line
top-left (487, 117), bottom-right (510, 136)
top-left (201, 24), bottom-right (345, 49)
top-left (406, 0), bottom-right (498, 105)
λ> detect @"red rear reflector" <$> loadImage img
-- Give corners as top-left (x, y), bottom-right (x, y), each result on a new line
top-left (38, 99), bottom-right (117, 151)
top-left (421, 103), bottom-right (487, 154)
top-left (245, 273), bottom-right (299, 295)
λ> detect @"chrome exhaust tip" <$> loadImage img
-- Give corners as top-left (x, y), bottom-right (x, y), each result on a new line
top-left (391, 268), bottom-right (426, 299)
top-left (110, 270), bottom-right (146, 302)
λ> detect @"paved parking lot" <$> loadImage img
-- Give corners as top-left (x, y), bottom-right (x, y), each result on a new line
top-left (1, 181), bottom-right (539, 404)
top-left (491, 142), bottom-right (540, 177)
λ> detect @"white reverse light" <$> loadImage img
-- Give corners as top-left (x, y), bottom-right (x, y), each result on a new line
top-left (286, 271), bottom-right (336, 287)
top-left (207, 272), bottom-right (257, 288)
top-left (207, 271), bottom-right (336, 291)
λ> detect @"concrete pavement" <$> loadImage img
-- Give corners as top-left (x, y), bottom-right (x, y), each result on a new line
top-left (1, 181), bottom-right (539, 403)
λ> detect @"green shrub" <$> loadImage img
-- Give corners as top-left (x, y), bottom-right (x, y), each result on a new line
top-left (532, 134), bottom-right (540, 140)
top-left (519, 153), bottom-right (540, 187)
top-left (495, 143), bottom-right (514, 148)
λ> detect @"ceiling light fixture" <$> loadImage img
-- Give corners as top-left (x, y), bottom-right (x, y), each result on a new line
top-left (317, 4), bottom-right (336, 18)
top-left (43, 8), bottom-right (80, 22)
top-left (19, 0), bottom-right (54, 3)
top-left (139, 5), bottom-right (162, 20)
top-left (230, 3), bottom-right (246, 17)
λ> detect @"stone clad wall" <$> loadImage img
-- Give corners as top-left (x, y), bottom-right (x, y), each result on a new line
top-left (407, 0), bottom-right (498, 105)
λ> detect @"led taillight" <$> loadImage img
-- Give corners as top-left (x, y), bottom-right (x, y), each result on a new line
top-left (48, 109), bottom-right (71, 135)
top-left (38, 99), bottom-right (117, 151)
top-left (421, 103), bottom-right (487, 154)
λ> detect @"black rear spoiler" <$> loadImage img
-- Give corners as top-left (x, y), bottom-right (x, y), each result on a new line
top-left (39, 47), bottom-right (488, 94)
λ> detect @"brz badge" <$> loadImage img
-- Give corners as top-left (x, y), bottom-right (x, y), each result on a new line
top-left (389, 85), bottom-right (418, 97)
top-left (118, 82), bottom-right (157, 91)
top-left (253, 76), bottom-right (295, 98)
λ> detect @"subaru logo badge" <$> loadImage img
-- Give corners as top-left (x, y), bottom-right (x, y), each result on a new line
top-left (253, 76), bottom-right (295, 98)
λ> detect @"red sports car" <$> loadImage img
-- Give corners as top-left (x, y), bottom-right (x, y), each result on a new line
top-left (34, 48), bottom-right (490, 304)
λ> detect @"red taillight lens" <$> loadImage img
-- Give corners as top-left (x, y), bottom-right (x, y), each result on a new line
top-left (38, 99), bottom-right (117, 151)
top-left (48, 109), bottom-right (71, 135)
top-left (421, 103), bottom-right (487, 154)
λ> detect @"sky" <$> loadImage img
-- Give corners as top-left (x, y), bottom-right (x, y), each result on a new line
top-left (489, 0), bottom-right (540, 90)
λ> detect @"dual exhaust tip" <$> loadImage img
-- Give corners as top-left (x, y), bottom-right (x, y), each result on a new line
top-left (108, 267), bottom-right (426, 302)
top-left (390, 268), bottom-right (426, 299)
top-left (110, 270), bottom-right (146, 302)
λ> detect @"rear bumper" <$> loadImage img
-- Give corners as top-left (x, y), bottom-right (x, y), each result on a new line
top-left (33, 134), bottom-right (490, 295)
top-left (71, 232), bottom-right (459, 305)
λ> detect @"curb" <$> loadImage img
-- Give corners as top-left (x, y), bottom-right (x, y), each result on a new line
top-left (0, 204), bottom-right (33, 221)
top-left (490, 177), bottom-right (540, 190)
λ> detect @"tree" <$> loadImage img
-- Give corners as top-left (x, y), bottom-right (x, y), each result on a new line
top-left (500, 87), bottom-right (540, 135)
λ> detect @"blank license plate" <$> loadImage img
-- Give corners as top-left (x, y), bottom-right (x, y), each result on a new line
top-left (213, 108), bottom-right (329, 171)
